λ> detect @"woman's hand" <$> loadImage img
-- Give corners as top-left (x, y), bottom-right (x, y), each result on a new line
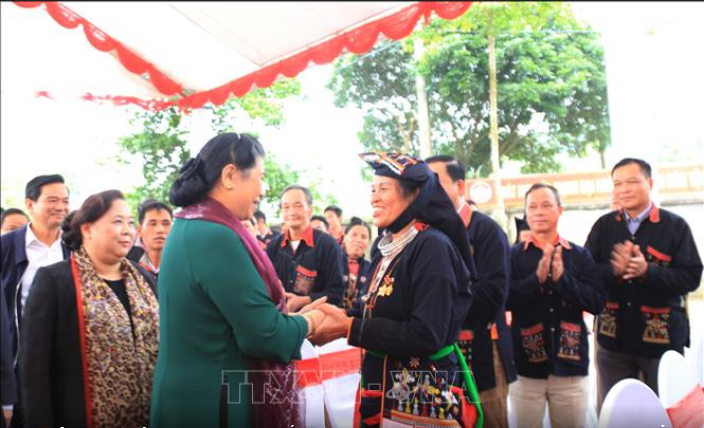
top-left (301, 309), bottom-right (326, 338)
top-left (286, 292), bottom-right (312, 312)
top-left (294, 296), bottom-right (327, 315)
top-left (309, 304), bottom-right (352, 346)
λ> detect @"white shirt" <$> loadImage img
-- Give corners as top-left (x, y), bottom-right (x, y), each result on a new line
top-left (139, 252), bottom-right (159, 274)
top-left (290, 240), bottom-right (301, 253)
top-left (20, 223), bottom-right (64, 311)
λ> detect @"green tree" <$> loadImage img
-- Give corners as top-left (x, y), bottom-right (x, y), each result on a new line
top-left (328, 2), bottom-right (611, 176)
top-left (119, 107), bottom-right (190, 209)
top-left (118, 80), bottom-right (302, 210)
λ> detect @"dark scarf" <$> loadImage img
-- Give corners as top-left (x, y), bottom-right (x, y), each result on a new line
top-left (364, 153), bottom-right (473, 276)
top-left (176, 197), bottom-right (301, 427)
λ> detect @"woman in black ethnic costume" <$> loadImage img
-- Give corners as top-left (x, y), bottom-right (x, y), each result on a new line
top-left (311, 152), bottom-right (483, 428)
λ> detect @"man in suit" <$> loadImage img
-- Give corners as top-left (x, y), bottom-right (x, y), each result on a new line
top-left (0, 174), bottom-right (70, 427)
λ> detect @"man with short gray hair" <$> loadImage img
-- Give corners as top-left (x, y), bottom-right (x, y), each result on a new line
top-left (266, 185), bottom-right (344, 312)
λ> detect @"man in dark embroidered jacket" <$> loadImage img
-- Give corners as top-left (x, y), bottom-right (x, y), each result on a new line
top-left (585, 158), bottom-right (702, 407)
top-left (266, 185), bottom-right (344, 311)
top-left (507, 184), bottom-right (604, 428)
top-left (428, 155), bottom-right (516, 428)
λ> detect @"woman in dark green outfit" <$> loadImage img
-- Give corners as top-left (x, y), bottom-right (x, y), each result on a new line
top-left (150, 133), bottom-right (325, 428)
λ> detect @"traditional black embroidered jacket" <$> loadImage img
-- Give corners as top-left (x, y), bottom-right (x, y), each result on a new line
top-left (457, 206), bottom-right (516, 392)
top-left (507, 237), bottom-right (605, 378)
top-left (266, 226), bottom-right (344, 305)
top-left (348, 227), bottom-right (474, 426)
top-left (585, 206), bottom-right (702, 358)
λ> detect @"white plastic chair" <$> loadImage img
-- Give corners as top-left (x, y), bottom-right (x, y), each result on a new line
top-left (598, 378), bottom-right (673, 428)
top-left (658, 350), bottom-right (698, 409)
top-left (684, 332), bottom-right (703, 387)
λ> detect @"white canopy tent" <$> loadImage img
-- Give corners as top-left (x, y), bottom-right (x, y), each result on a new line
top-left (1, 1), bottom-right (472, 109)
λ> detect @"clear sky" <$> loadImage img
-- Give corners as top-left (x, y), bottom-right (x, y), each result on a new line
top-left (2, 2), bottom-right (702, 223)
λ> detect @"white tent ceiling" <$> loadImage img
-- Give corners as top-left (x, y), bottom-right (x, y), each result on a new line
top-left (1, 2), bottom-right (472, 108)
top-left (63, 1), bottom-right (409, 91)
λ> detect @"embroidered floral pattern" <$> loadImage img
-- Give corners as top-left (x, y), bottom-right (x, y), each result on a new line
top-left (384, 357), bottom-right (464, 427)
top-left (520, 324), bottom-right (548, 363)
top-left (293, 265), bottom-right (316, 295)
top-left (599, 302), bottom-right (619, 338)
top-left (557, 322), bottom-right (581, 361)
top-left (641, 306), bottom-right (670, 344)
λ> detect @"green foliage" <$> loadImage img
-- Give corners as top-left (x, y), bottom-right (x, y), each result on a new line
top-left (118, 107), bottom-right (190, 209)
top-left (328, 2), bottom-right (611, 177)
top-left (263, 154), bottom-right (299, 212)
top-left (118, 80), bottom-right (302, 211)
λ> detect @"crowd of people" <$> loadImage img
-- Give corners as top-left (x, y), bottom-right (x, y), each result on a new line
top-left (0, 132), bottom-right (701, 428)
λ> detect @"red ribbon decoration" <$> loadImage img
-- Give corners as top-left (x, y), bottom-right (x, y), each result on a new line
top-left (17, 1), bottom-right (473, 110)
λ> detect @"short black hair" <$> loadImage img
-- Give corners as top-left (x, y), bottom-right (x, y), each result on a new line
top-left (310, 215), bottom-right (329, 228)
top-left (281, 185), bottom-right (313, 207)
top-left (1, 208), bottom-right (29, 226)
top-left (324, 205), bottom-right (342, 218)
top-left (425, 155), bottom-right (467, 183)
top-left (25, 174), bottom-right (66, 201)
top-left (137, 199), bottom-right (173, 224)
top-left (611, 158), bottom-right (652, 179)
top-left (525, 183), bottom-right (562, 207)
top-left (345, 216), bottom-right (371, 236)
top-left (253, 210), bottom-right (266, 223)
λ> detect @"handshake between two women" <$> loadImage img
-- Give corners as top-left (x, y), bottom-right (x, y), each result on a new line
top-left (294, 296), bottom-right (353, 346)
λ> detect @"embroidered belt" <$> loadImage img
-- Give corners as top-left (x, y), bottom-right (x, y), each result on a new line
top-left (364, 343), bottom-right (485, 428)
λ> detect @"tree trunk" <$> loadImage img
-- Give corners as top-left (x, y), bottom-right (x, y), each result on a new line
top-left (488, 13), bottom-right (507, 230)
top-left (599, 142), bottom-right (607, 169)
top-left (414, 38), bottom-right (432, 158)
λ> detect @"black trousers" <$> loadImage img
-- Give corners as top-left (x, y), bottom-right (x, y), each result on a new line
top-left (596, 345), bottom-right (660, 414)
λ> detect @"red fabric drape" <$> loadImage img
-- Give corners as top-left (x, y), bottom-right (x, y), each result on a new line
top-left (14, 1), bottom-right (183, 97)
